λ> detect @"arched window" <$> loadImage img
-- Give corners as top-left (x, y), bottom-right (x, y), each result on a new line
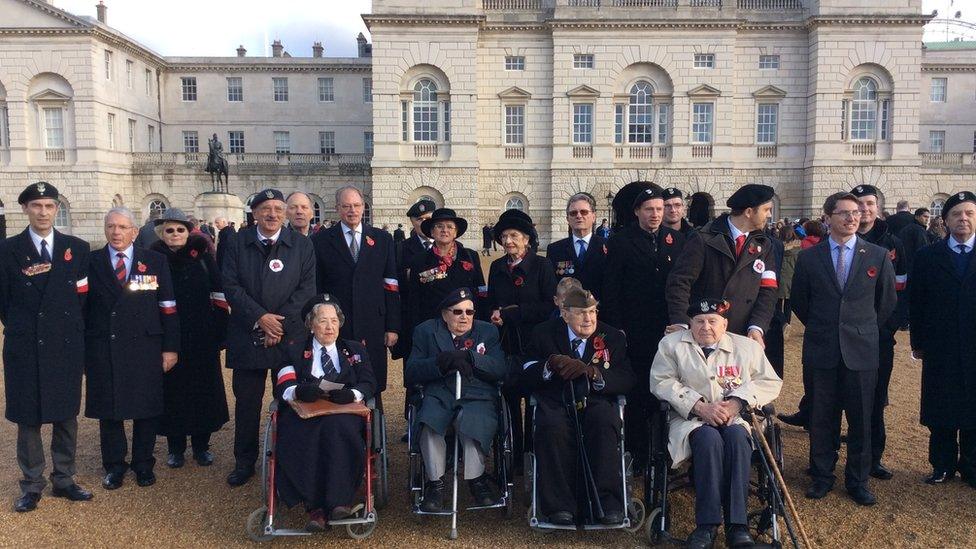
top-left (850, 77), bottom-right (877, 141)
top-left (413, 79), bottom-right (440, 142)
top-left (312, 200), bottom-right (323, 225)
top-left (628, 81), bottom-right (654, 144)
top-left (931, 195), bottom-right (948, 218)
top-left (505, 197), bottom-right (526, 211)
top-left (363, 201), bottom-right (373, 226)
top-left (54, 200), bottom-right (69, 231)
top-left (148, 199), bottom-right (167, 219)
top-left (401, 69), bottom-right (451, 145)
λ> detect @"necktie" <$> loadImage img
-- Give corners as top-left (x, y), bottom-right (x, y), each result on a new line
top-left (836, 245), bottom-right (848, 288)
top-left (348, 230), bottom-right (359, 261)
top-left (571, 338), bottom-right (584, 359)
top-left (115, 252), bottom-right (127, 285)
top-left (577, 239), bottom-right (587, 259)
top-left (40, 240), bottom-right (51, 263)
top-left (453, 336), bottom-right (465, 350)
top-left (321, 347), bottom-right (338, 381)
top-left (702, 347), bottom-right (714, 359)
top-left (424, 239), bottom-right (432, 251)
top-left (734, 234), bottom-right (746, 256)
top-left (956, 244), bottom-right (971, 276)
top-left (262, 238), bottom-right (274, 247)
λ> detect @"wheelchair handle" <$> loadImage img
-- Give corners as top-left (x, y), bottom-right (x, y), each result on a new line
top-left (455, 370), bottom-right (462, 400)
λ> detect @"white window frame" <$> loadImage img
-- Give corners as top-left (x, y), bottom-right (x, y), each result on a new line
top-left (573, 54), bottom-right (594, 69)
top-left (693, 53), bottom-right (715, 69)
top-left (54, 200), bottom-right (69, 230)
top-left (145, 69), bottom-right (152, 96)
top-left (104, 50), bottom-right (113, 80)
top-left (504, 104), bottom-right (525, 146)
top-left (125, 60), bottom-right (133, 89)
top-left (148, 125), bottom-right (155, 152)
top-left (849, 77), bottom-right (878, 141)
top-left (614, 104), bottom-right (624, 145)
top-left (227, 77), bottom-right (243, 102)
top-left (758, 55), bottom-right (780, 70)
top-left (228, 131), bottom-right (245, 154)
top-left (43, 107), bottom-right (64, 149)
top-left (413, 79), bottom-right (441, 143)
top-left (657, 103), bottom-right (671, 145)
top-left (272, 77), bottom-right (289, 102)
top-left (756, 103), bottom-right (778, 145)
top-left (929, 130), bottom-right (945, 153)
top-left (181, 77), bottom-right (197, 101)
top-left (505, 196), bottom-right (526, 211)
top-left (572, 103), bottom-right (593, 145)
top-left (106, 113), bottom-right (115, 150)
top-left (318, 77), bottom-right (334, 102)
top-left (930, 77), bottom-right (947, 103)
top-left (182, 130), bottom-right (199, 153)
top-left (504, 56), bottom-right (525, 71)
top-left (628, 81), bottom-right (655, 144)
top-left (127, 118), bottom-right (136, 152)
top-left (691, 102), bottom-right (714, 144)
top-left (274, 131), bottom-right (290, 155)
top-left (319, 131), bottom-right (336, 155)
top-left (363, 78), bottom-right (372, 103)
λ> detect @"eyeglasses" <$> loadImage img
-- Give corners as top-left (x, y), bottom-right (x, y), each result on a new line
top-left (567, 210), bottom-right (592, 218)
top-left (164, 227), bottom-right (188, 234)
top-left (433, 223), bottom-right (457, 231)
top-left (831, 210), bottom-right (862, 219)
top-left (450, 309), bottom-right (475, 316)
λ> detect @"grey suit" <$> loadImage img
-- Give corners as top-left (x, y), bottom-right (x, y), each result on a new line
top-left (790, 237), bottom-right (897, 488)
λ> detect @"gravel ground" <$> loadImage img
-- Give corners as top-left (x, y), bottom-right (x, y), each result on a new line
top-left (2, 252), bottom-right (975, 548)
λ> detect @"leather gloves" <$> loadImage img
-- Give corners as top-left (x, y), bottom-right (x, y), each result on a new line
top-left (547, 354), bottom-right (588, 380)
top-left (296, 382), bottom-right (325, 403)
top-left (438, 350), bottom-right (473, 378)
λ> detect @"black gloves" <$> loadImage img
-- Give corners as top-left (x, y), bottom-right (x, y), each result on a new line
top-left (328, 388), bottom-right (357, 405)
top-left (547, 354), bottom-right (587, 380)
top-left (437, 351), bottom-right (455, 374)
top-left (437, 350), bottom-right (473, 378)
top-left (296, 382), bottom-right (324, 403)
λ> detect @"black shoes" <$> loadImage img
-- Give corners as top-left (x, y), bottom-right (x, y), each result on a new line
top-left (468, 474), bottom-right (498, 507)
top-left (685, 525), bottom-right (717, 549)
top-left (193, 451), bottom-right (215, 466)
top-left (548, 511), bottom-right (575, 526)
top-left (925, 469), bottom-right (954, 484)
top-left (329, 505), bottom-right (354, 520)
top-left (13, 492), bottom-right (41, 513)
top-left (870, 463), bottom-right (894, 480)
top-left (846, 486), bottom-right (877, 506)
top-left (599, 511), bottom-right (624, 525)
top-left (777, 412), bottom-right (808, 429)
top-left (52, 484), bottom-right (93, 501)
top-left (804, 481), bottom-right (832, 499)
top-left (227, 466), bottom-right (255, 487)
top-left (725, 524), bottom-right (755, 547)
top-left (135, 470), bottom-right (156, 487)
top-left (420, 479), bottom-right (445, 512)
top-left (102, 471), bottom-right (125, 490)
top-left (167, 453), bottom-right (185, 468)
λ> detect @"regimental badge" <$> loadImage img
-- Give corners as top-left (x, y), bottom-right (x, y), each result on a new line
top-left (960, 192), bottom-right (967, 200)
top-left (700, 300), bottom-right (710, 312)
top-left (37, 183), bottom-right (46, 194)
top-left (64, 248), bottom-right (72, 262)
top-left (753, 259), bottom-right (765, 274)
top-left (856, 186), bottom-right (864, 194)
top-left (419, 204), bottom-right (426, 212)
top-left (269, 259), bottom-right (284, 273)
top-left (476, 342), bottom-right (486, 355)
top-left (459, 289), bottom-right (468, 299)
top-left (265, 190), bottom-right (274, 199)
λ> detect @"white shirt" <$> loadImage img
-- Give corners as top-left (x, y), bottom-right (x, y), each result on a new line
top-left (28, 227), bottom-right (55, 258)
top-left (573, 233), bottom-right (592, 258)
top-left (949, 234), bottom-right (975, 254)
top-left (727, 216), bottom-right (746, 243)
top-left (108, 244), bottom-right (135, 280)
top-left (256, 226), bottom-right (282, 244)
top-left (416, 233), bottom-right (432, 250)
top-left (282, 339), bottom-right (364, 402)
top-left (341, 222), bottom-right (362, 250)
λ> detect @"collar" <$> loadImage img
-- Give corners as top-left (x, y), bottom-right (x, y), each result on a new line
top-left (567, 325), bottom-right (588, 344)
top-left (28, 227), bottom-right (55, 253)
top-left (416, 233), bottom-right (431, 246)
top-left (256, 227), bottom-right (282, 242)
top-left (341, 222), bottom-right (361, 235)
top-left (312, 338), bottom-right (338, 356)
top-left (573, 233), bottom-right (592, 246)
top-left (109, 243), bottom-right (135, 259)
top-left (949, 233), bottom-right (976, 251)
top-left (828, 235), bottom-right (856, 251)
top-left (727, 216), bottom-right (746, 241)
top-left (680, 330), bottom-right (734, 353)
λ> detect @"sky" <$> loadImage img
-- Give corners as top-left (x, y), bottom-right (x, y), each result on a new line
top-left (49, 0), bottom-right (976, 59)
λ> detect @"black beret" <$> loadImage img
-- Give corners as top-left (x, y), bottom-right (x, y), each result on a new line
top-left (662, 187), bottom-right (683, 200)
top-left (850, 184), bottom-right (879, 198)
top-left (612, 181), bottom-right (663, 227)
top-left (18, 181), bottom-right (59, 205)
top-left (687, 298), bottom-right (731, 319)
top-left (632, 187), bottom-right (664, 210)
top-left (727, 184), bottom-right (775, 210)
top-left (438, 287), bottom-right (475, 311)
top-left (942, 191), bottom-right (976, 220)
top-left (301, 293), bottom-right (343, 322)
top-left (407, 199), bottom-right (436, 218)
top-left (250, 188), bottom-right (285, 210)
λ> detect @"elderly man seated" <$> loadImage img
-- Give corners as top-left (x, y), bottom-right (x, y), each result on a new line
top-left (650, 299), bottom-right (782, 549)
top-left (405, 288), bottom-right (507, 512)
top-left (523, 288), bottom-right (634, 526)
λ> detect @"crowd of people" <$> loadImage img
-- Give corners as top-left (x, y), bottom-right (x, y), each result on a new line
top-left (2, 179), bottom-right (974, 548)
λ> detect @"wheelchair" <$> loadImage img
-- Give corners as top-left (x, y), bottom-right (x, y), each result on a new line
top-left (406, 375), bottom-right (516, 539)
top-left (644, 400), bottom-right (799, 547)
top-left (524, 393), bottom-right (647, 533)
top-left (245, 397), bottom-right (388, 541)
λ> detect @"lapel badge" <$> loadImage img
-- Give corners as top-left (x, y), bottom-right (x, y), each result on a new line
top-left (365, 235), bottom-right (375, 247)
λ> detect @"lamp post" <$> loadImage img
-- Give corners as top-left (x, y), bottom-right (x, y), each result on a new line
top-left (605, 190), bottom-right (614, 227)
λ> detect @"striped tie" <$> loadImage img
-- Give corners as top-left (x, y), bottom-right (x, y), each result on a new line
top-left (115, 252), bottom-right (127, 285)
top-left (40, 240), bottom-right (52, 263)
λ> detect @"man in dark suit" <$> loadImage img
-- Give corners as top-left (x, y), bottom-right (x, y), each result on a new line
top-left (393, 223), bottom-right (405, 244)
top-left (222, 188), bottom-right (316, 486)
top-left (546, 192), bottom-right (608, 298)
top-left (134, 210), bottom-right (160, 249)
top-left (885, 200), bottom-right (915, 236)
top-left (215, 216), bottom-right (234, 268)
top-left (85, 206), bottom-right (180, 490)
top-left (391, 199), bottom-right (434, 362)
top-left (312, 186), bottom-right (400, 409)
top-left (522, 289), bottom-right (634, 526)
top-left (791, 192), bottom-right (897, 505)
top-left (0, 182), bottom-right (93, 512)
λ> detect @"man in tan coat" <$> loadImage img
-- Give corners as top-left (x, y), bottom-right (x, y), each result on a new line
top-left (651, 298), bottom-right (782, 549)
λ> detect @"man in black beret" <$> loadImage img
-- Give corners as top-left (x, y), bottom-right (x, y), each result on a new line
top-left (662, 188), bottom-right (694, 235)
top-left (666, 184), bottom-right (778, 346)
top-left (1, 183), bottom-right (93, 511)
top-left (392, 200), bottom-right (435, 362)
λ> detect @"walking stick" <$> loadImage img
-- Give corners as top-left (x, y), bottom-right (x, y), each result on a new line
top-left (748, 412), bottom-right (814, 549)
top-left (449, 370), bottom-right (462, 540)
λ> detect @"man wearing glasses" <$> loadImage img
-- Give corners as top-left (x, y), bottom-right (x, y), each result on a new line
top-left (546, 193), bottom-right (608, 299)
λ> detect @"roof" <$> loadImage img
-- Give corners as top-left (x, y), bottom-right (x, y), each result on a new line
top-left (924, 41), bottom-right (976, 51)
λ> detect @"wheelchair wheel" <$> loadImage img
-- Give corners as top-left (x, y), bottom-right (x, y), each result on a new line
top-left (625, 496), bottom-right (646, 533)
top-left (503, 492), bottom-right (515, 519)
top-left (345, 512), bottom-right (378, 540)
top-left (260, 420), bottom-right (273, 500)
top-left (644, 506), bottom-right (664, 545)
top-left (373, 410), bottom-right (390, 510)
top-left (246, 506), bottom-right (273, 542)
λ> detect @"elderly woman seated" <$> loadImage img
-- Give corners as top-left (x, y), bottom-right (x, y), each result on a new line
top-left (272, 294), bottom-right (376, 531)
top-left (405, 288), bottom-right (507, 512)
top-left (650, 299), bottom-right (782, 549)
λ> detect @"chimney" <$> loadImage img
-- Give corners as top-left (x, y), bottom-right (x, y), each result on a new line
top-left (96, 1), bottom-right (107, 24)
top-left (312, 42), bottom-right (324, 58)
top-left (357, 33), bottom-right (368, 58)
top-left (236, 45), bottom-right (247, 57)
top-left (271, 40), bottom-right (284, 58)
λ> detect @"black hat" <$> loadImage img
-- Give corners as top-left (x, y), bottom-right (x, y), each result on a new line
top-left (562, 288), bottom-right (598, 309)
top-left (687, 298), bottom-right (731, 319)
top-left (153, 208), bottom-right (193, 229)
top-left (407, 199), bottom-right (436, 218)
top-left (438, 287), bottom-right (475, 311)
top-left (250, 189), bottom-right (285, 210)
top-left (493, 209), bottom-right (536, 244)
top-left (18, 181), bottom-right (59, 205)
top-left (301, 293), bottom-right (343, 322)
top-left (726, 184), bottom-right (775, 210)
top-left (420, 208), bottom-right (468, 238)
top-left (942, 191), bottom-right (976, 220)
top-left (850, 184), bottom-right (879, 198)
top-left (612, 181), bottom-right (663, 227)
top-left (632, 187), bottom-right (664, 210)
top-left (662, 187), bottom-right (683, 200)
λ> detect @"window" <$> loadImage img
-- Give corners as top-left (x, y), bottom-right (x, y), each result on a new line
top-left (931, 197), bottom-right (946, 218)
top-left (929, 130), bottom-right (945, 153)
top-left (128, 119), bottom-right (136, 152)
top-left (148, 199), bottom-right (167, 219)
top-left (573, 54), bottom-right (594, 69)
top-left (505, 56), bottom-right (525, 71)
top-left (106, 113), bottom-right (115, 150)
top-left (756, 103), bottom-right (778, 144)
top-left (182, 130), bottom-right (199, 153)
top-left (973, 130), bottom-right (976, 154)
top-left (227, 77), bottom-right (243, 102)
top-left (692, 102), bottom-right (714, 143)
top-left (505, 196), bottom-right (525, 211)
top-left (657, 103), bottom-right (670, 144)
top-left (401, 101), bottom-right (409, 141)
top-left (318, 78), bottom-right (334, 102)
top-left (413, 79), bottom-right (440, 142)
top-left (628, 81), bottom-right (654, 143)
top-left (930, 77), bottom-right (947, 102)
top-left (273, 77), bottom-right (289, 102)
top-left (181, 77), bottom-right (197, 101)
top-left (850, 77), bottom-right (877, 141)
top-left (504, 105), bottom-right (525, 145)
top-left (319, 131), bottom-right (335, 155)
top-left (694, 53), bottom-right (715, 69)
top-left (311, 199), bottom-right (323, 225)
top-left (759, 55), bottom-right (779, 70)
top-left (148, 125), bottom-right (155, 151)
top-left (145, 69), bottom-right (152, 96)
top-left (0, 105), bottom-right (7, 149)
top-left (614, 104), bottom-right (624, 144)
top-left (573, 104), bottom-right (593, 145)
top-left (54, 200), bottom-right (69, 230)
top-left (228, 131), bottom-right (245, 153)
top-left (363, 78), bottom-right (372, 103)
top-left (880, 99), bottom-right (891, 141)
top-left (104, 50), bottom-right (113, 80)
top-left (125, 60), bottom-right (133, 88)
top-left (274, 131), bottom-right (290, 154)
top-left (364, 131), bottom-right (374, 156)
top-left (444, 102), bottom-right (451, 142)
top-left (43, 108), bottom-right (64, 149)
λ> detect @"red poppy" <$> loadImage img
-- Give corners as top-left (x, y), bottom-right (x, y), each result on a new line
top-left (665, 233), bottom-right (673, 245)
top-left (64, 248), bottom-right (73, 262)
top-left (888, 249), bottom-right (896, 261)
top-left (464, 339), bottom-right (474, 349)
top-left (602, 244), bottom-right (608, 255)
top-left (461, 260), bottom-right (474, 271)
top-left (365, 236), bottom-right (375, 247)
top-left (439, 264), bottom-right (448, 273)
top-left (137, 262), bottom-right (147, 273)
top-left (189, 249), bottom-right (199, 258)
top-left (303, 350), bottom-right (312, 359)
top-left (592, 336), bottom-right (606, 351)
top-left (748, 244), bottom-right (757, 255)
top-left (867, 266), bottom-right (878, 278)
top-left (514, 276), bottom-right (525, 287)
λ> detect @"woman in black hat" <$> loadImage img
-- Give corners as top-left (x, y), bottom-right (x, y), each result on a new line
top-left (487, 208), bottom-right (557, 467)
top-left (150, 208), bottom-right (229, 468)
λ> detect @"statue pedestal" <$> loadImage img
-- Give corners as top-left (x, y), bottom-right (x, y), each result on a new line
top-left (195, 192), bottom-right (245, 225)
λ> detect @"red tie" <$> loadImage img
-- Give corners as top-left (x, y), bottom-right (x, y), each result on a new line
top-left (115, 252), bottom-right (127, 285)
top-left (734, 235), bottom-right (746, 257)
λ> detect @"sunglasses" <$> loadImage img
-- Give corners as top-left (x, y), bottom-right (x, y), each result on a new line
top-left (164, 227), bottom-right (187, 234)
top-left (567, 210), bottom-right (592, 217)
top-left (450, 309), bottom-right (475, 316)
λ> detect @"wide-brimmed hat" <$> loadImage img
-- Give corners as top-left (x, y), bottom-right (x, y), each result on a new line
top-left (493, 209), bottom-right (536, 244)
top-left (420, 208), bottom-right (468, 238)
top-left (154, 208), bottom-right (194, 230)
top-left (612, 181), bottom-right (663, 228)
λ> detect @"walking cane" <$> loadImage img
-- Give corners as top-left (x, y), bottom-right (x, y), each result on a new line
top-left (568, 377), bottom-right (605, 524)
top-left (449, 370), bottom-right (462, 540)
top-left (748, 412), bottom-right (814, 549)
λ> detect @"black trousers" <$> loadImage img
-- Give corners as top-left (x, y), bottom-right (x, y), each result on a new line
top-left (624, 358), bottom-right (652, 465)
top-left (688, 424), bottom-right (752, 527)
top-left (928, 427), bottom-right (976, 479)
top-left (871, 331), bottom-right (896, 464)
top-left (17, 419), bottom-right (78, 494)
top-left (99, 417), bottom-right (159, 474)
top-left (534, 396), bottom-right (623, 519)
top-left (232, 368), bottom-right (270, 469)
top-left (765, 315), bottom-right (785, 380)
top-left (167, 433), bottom-right (212, 455)
top-left (809, 365), bottom-right (876, 489)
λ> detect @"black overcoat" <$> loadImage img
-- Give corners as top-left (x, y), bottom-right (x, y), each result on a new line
top-left (546, 234), bottom-right (608, 299)
top-left (406, 242), bottom-right (487, 331)
top-left (486, 251), bottom-right (557, 356)
top-left (392, 233), bottom-right (429, 360)
top-left (859, 219), bottom-right (908, 330)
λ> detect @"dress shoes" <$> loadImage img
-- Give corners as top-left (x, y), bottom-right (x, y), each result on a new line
top-left (804, 481), bottom-right (832, 499)
top-left (193, 451), bottom-right (215, 466)
top-left (870, 463), bottom-right (894, 480)
top-left (924, 469), bottom-right (954, 485)
top-left (548, 511), bottom-right (575, 526)
top-left (599, 511), bottom-right (624, 525)
top-left (13, 492), bottom-right (41, 513)
top-left (685, 525), bottom-right (717, 549)
top-left (52, 484), bottom-right (93, 501)
top-left (846, 486), bottom-right (877, 506)
top-left (777, 412), bottom-right (808, 429)
top-left (226, 466), bottom-right (255, 487)
top-left (306, 509), bottom-right (327, 532)
top-left (468, 474), bottom-right (498, 507)
top-left (102, 471), bottom-right (125, 490)
top-left (329, 506), bottom-right (354, 520)
top-left (725, 524), bottom-right (755, 548)
top-left (135, 470), bottom-right (156, 487)
top-left (166, 453), bottom-right (185, 468)
top-left (419, 479), bottom-right (444, 513)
